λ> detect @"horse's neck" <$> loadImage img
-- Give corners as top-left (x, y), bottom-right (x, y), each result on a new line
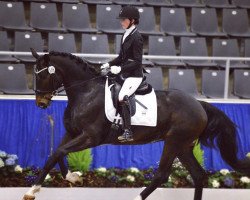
top-left (67, 79), bottom-right (104, 105)
top-left (50, 55), bottom-right (103, 103)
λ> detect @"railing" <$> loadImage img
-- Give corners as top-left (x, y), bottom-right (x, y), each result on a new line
top-left (1, 51), bottom-right (250, 100)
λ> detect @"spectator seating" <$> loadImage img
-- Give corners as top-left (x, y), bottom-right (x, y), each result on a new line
top-left (148, 36), bottom-right (185, 66)
top-left (212, 39), bottom-right (249, 68)
top-left (22, 0), bottom-right (48, 2)
top-left (48, 33), bottom-right (77, 53)
top-left (172, 0), bottom-right (204, 7)
top-left (96, 5), bottom-right (123, 34)
top-left (232, 0), bottom-right (250, 9)
top-left (0, 31), bottom-right (17, 62)
top-left (244, 39), bottom-right (250, 66)
top-left (222, 8), bottom-right (250, 37)
top-left (62, 3), bottom-right (96, 33)
top-left (160, 7), bottom-right (196, 36)
top-left (180, 37), bottom-right (217, 67)
top-left (14, 31), bottom-right (43, 62)
top-left (168, 69), bottom-right (199, 97)
top-left (30, 2), bottom-right (66, 32)
top-left (81, 34), bottom-right (110, 64)
top-left (136, 6), bottom-right (162, 35)
top-left (82, 0), bottom-right (112, 4)
top-left (111, 0), bottom-right (144, 5)
top-left (51, 0), bottom-right (79, 3)
top-left (233, 69), bottom-right (250, 98)
top-left (202, 69), bottom-right (225, 98)
top-left (0, 64), bottom-right (34, 94)
top-left (191, 8), bottom-right (227, 37)
top-left (0, 1), bottom-right (32, 31)
top-left (202, 0), bottom-right (234, 8)
top-left (145, 67), bottom-right (164, 91)
top-left (143, 0), bottom-right (173, 6)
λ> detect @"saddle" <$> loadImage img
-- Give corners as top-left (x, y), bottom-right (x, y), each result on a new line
top-left (108, 75), bottom-right (152, 117)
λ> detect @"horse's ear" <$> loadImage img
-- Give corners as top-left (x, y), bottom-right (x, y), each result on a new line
top-left (30, 48), bottom-right (39, 59)
top-left (44, 54), bottom-right (50, 63)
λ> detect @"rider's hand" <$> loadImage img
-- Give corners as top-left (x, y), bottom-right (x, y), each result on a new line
top-left (100, 63), bottom-right (110, 69)
top-left (110, 66), bottom-right (121, 74)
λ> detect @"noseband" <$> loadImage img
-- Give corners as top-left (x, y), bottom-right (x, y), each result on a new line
top-left (34, 64), bottom-right (63, 96)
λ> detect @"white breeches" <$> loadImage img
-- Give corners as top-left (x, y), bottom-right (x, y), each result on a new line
top-left (118, 77), bottom-right (143, 101)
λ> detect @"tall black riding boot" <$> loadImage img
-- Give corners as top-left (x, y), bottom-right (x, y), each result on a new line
top-left (118, 97), bottom-right (133, 142)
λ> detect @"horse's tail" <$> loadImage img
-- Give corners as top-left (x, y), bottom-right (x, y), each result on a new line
top-left (198, 100), bottom-right (250, 176)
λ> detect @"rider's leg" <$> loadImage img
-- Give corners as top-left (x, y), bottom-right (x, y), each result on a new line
top-left (118, 77), bottom-right (142, 142)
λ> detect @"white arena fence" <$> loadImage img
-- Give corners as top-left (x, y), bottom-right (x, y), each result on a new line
top-left (0, 51), bottom-right (250, 101)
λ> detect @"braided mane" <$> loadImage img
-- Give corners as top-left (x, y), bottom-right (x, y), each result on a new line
top-left (49, 51), bottom-right (100, 75)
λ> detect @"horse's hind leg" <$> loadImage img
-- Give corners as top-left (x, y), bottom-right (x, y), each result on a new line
top-left (178, 146), bottom-right (207, 200)
top-left (137, 141), bottom-right (178, 200)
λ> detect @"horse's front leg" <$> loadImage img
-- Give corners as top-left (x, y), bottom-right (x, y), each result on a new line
top-left (22, 132), bottom-right (96, 200)
top-left (56, 133), bottom-right (83, 184)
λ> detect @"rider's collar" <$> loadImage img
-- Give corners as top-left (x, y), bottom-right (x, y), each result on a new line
top-left (125, 25), bottom-right (136, 34)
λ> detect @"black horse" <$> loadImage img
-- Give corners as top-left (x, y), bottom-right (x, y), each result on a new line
top-left (23, 49), bottom-right (250, 200)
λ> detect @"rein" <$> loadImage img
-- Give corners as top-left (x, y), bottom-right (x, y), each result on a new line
top-left (54, 74), bottom-right (106, 95)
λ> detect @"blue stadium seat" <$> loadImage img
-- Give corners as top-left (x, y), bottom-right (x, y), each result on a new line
top-left (96, 5), bottom-right (123, 34)
top-left (172, 0), bottom-right (204, 7)
top-left (202, 69), bottom-right (225, 98)
top-left (148, 36), bottom-right (185, 66)
top-left (143, 0), bottom-right (173, 7)
top-left (168, 69), bottom-right (199, 97)
top-left (0, 31), bottom-right (17, 62)
top-left (81, 34), bottom-right (110, 64)
top-left (48, 33), bottom-right (77, 53)
top-left (62, 3), bottom-right (96, 33)
top-left (202, 0), bottom-right (234, 8)
top-left (82, 0), bottom-right (112, 4)
top-left (212, 39), bottom-right (249, 68)
top-left (233, 69), bottom-right (250, 98)
top-left (0, 64), bottom-right (34, 94)
top-left (51, 0), bottom-right (79, 3)
top-left (145, 67), bottom-right (164, 91)
top-left (0, 1), bottom-right (32, 31)
top-left (232, 0), bottom-right (250, 9)
top-left (14, 32), bottom-right (44, 63)
top-left (136, 6), bottom-right (162, 35)
top-left (244, 39), bottom-right (250, 67)
top-left (180, 37), bottom-right (217, 67)
top-left (222, 8), bottom-right (250, 37)
top-left (191, 8), bottom-right (227, 37)
top-left (160, 7), bottom-right (196, 37)
top-left (30, 2), bottom-right (66, 32)
top-left (111, 0), bottom-right (143, 5)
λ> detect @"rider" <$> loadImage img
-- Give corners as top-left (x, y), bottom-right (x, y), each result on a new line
top-left (101, 6), bottom-right (143, 142)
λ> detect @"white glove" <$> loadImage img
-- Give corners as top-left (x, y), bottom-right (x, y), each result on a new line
top-left (110, 65), bottom-right (121, 74)
top-left (100, 63), bottom-right (110, 69)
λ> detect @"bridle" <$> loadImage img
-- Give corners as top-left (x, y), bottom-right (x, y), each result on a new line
top-left (34, 64), bottom-right (63, 96)
top-left (34, 64), bottom-right (106, 97)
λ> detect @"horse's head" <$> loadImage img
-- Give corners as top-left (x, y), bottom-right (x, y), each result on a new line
top-left (31, 48), bottom-right (63, 109)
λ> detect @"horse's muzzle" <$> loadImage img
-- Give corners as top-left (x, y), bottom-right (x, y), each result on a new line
top-left (36, 94), bottom-right (52, 109)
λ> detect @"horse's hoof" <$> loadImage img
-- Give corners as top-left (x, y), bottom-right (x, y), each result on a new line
top-left (134, 195), bottom-right (142, 200)
top-left (22, 194), bottom-right (35, 200)
top-left (66, 172), bottom-right (83, 184)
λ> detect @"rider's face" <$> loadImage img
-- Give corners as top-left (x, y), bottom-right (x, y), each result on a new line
top-left (120, 18), bottom-right (133, 29)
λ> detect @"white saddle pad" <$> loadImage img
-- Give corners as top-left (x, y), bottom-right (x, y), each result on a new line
top-left (105, 79), bottom-right (157, 127)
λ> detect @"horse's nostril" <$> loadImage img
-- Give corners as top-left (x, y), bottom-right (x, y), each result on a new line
top-left (39, 102), bottom-right (47, 109)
